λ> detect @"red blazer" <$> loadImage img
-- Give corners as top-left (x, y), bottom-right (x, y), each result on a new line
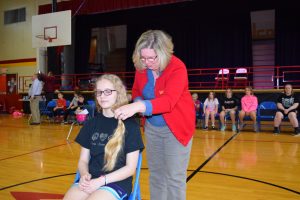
top-left (132, 55), bottom-right (195, 146)
top-left (40, 73), bottom-right (56, 92)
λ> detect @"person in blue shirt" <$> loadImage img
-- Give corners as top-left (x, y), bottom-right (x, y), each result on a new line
top-left (28, 73), bottom-right (43, 125)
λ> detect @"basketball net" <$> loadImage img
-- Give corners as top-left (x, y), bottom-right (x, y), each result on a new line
top-left (35, 35), bottom-right (53, 47)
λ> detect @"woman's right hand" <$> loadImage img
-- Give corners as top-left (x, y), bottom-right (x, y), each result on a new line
top-left (79, 173), bottom-right (91, 191)
top-left (114, 102), bottom-right (145, 120)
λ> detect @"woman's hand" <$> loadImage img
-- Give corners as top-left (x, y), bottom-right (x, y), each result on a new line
top-left (83, 177), bottom-right (105, 194)
top-left (114, 102), bottom-right (146, 120)
top-left (78, 173), bottom-right (91, 191)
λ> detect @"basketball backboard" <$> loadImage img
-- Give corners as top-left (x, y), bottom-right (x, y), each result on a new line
top-left (32, 10), bottom-right (71, 48)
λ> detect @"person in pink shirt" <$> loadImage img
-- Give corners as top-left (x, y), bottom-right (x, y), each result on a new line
top-left (239, 86), bottom-right (258, 132)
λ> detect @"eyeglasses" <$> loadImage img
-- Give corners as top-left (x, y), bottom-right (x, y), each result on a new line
top-left (94, 89), bottom-right (116, 97)
top-left (140, 56), bottom-right (157, 63)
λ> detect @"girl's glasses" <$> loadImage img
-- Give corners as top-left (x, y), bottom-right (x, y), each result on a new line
top-left (94, 89), bottom-right (116, 97)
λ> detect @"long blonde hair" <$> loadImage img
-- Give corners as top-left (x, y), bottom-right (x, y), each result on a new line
top-left (132, 30), bottom-right (174, 71)
top-left (95, 74), bottom-right (128, 171)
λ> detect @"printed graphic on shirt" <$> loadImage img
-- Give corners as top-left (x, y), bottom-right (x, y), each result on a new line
top-left (224, 100), bottom-right (235, 104)
top-left (281, 97), bottom-right (294, 108)
top-left (91, 132), bottom-right (108, 146)
top-left (222, 97), bottom-right (238, 109)
top-left (277, 94), bottom-right (298, 109)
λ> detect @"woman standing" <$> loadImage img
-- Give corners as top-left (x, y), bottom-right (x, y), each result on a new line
top-left (114, 30), bottom-right (195, 200)
top-left (40, 71), bottom-right (56, 102)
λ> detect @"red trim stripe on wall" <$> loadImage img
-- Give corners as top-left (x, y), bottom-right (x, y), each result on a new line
top-left (0, 58), bottom-right (36, 64)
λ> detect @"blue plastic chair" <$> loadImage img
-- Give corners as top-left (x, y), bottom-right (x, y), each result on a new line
top-left (128, 153), bottom-right (142, 200)
top-left (39, 100), bottom-right (47, 115)
top-left (87, 100), bottom-right (96, 118)
top-left (66, 100), bottom-right (71, 108)
top-left (73, 153), bottom-right (142, 200)
top-left (41, 100), bottom-right (56, 118)
top-left (257, 101), bottom-right (277, 120)
top-left (257, 101), bottom-right (277, 131)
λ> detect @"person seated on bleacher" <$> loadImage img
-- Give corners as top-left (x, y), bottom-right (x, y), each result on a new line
top-left (63, 91), bottom-right (80, 124)
top-left (63, 74), bottom-right (144, 200)
top-left (219, 88), bottom-right (238, 131)
top-left (53, 92), bottom-right (67, 123)
top-left (73, 95), bottom-right (90, 125)
top-left (74, 95), bottom-right (88, 115)
top-left (274, 84), bottom-right (300, 136)
top-left (203, 91), bottom-right (219, 130)
top-left (238, 86), bottom-right (258, 132)
top-left (192, 93), bottom-right (201, 128)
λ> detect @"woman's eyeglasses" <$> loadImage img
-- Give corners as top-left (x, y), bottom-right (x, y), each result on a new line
top-left (140, 56), bottom-right (157, 63)
top-left (94, 89), bottom-right (116, 97)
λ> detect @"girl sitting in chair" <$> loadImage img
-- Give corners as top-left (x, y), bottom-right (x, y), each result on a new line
top-left (238, 86), bottom-right (258, 132)
top-left (64, 74), bottom-right (144, 200)
top-left (203, 91), bottom-right (219, 130)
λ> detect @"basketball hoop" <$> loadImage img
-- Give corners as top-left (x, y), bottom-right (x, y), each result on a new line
top-left (35, 34), bottom-right (45, 40)
top-left (32, 11), bottom-right (71, 48)
top-left (35, 34), bottom-right (53, 43)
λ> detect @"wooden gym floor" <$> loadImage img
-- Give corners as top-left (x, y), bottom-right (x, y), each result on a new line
top-left (0, 114), bottom-right (300, 200)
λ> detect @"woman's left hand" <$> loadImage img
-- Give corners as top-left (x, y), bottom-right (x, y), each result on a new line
top-left (114, 102), bottom-right (145, 120)
top-left (83, 177), bottom-right (105, 194)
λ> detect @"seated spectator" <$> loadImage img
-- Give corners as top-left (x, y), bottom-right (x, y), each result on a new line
top-left (74, 95), bottom-right (89, 124)
top-left (74, 95), bottom-right (88, 115)
top-left (274, 84), bottom-right (300, 136)
top-left (203, 91), bottom-right (219, 130)
top-left (53, 92), bottom-right (66, 122)
top-left (238, 86), bottom-right (258, 132)
top-left (63, 91), bottom-right (80, 123)
top-left (220, 88), bottom-right (238, 131)
top-left (63, 74), bottom-right (144, 200)
top-left (192, 93), bottom-right (201, 128)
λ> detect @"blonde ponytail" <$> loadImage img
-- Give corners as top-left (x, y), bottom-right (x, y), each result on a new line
top-left (103, 119), bottom-right (126, 171)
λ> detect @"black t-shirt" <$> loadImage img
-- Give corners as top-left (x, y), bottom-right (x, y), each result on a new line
top-left (75, 112), bottom-right (144, 194)
top-left (277, 93), bottom-right (299, 109)
top-left (221, 97), bottom-right (238, 109)
top-left (77, 100), bottom-right (88, 109)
